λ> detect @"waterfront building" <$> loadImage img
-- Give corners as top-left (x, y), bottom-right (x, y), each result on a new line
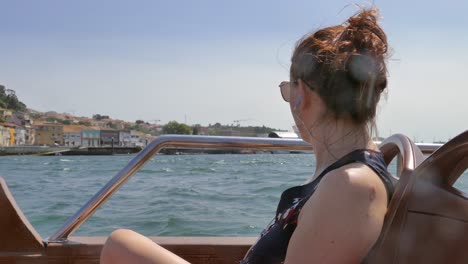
top-left (8, 127), bottom-right (15, 146)
top-left (63, 125), bottom-right (84, 147)
top-left (130, 130), bottom-right (146, 147)
top-left (34, 123), bottom-right (64, 145)
top-left (25, 127), bottom-right (34, 144)
top-left (81, 128), bottom-right (100, 147)
top-left (119, 130), bottom-right (131, 146)
top-left (0, 125), bottom-right (7, 146)
top-left (0, 127), bottom-right (9, 146)
top-left (14, 127), bottom-right (26, 145)
top-left (0, 124), bottom-right (17, 146)
top-left (197, 127), bottom-right (210, 135)
top-left (5, 113), bottom-right (32, 145)
top-left (145, 134), bottom-right (156, 146)
top-left (100, 130), bottom-right (119, 146)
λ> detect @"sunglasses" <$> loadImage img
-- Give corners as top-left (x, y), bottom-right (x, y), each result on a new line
top-left (279, 80), bottom-right (298, 102)
top-left (279, 79), bottom-right (314, 102)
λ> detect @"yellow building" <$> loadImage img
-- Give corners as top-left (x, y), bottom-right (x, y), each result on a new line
top-left (0, 124), bottom-right (16, 146)
top-left (34, 124), bottom-right (64, 145)
top-left (8, 128), bottom-right (15, 146)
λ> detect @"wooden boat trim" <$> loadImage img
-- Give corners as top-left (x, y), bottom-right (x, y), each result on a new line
top-left (44, 236), bottom-right (256, 264)
top-left (0, 177), bottom-right (44, 252)
top-left (69, 236), bottom-right (256, 245)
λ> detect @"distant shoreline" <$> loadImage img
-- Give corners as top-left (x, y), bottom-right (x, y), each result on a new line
top-left (0, 145), bottom-right (309, 156)
top-left (0, 145), bottom-right (141, 156)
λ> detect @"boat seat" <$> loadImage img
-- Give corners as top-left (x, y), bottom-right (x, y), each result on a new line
top-left (368, 130), bottom-right (468, 264)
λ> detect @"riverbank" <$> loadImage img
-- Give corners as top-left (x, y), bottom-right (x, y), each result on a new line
top-left (0, 146), bottom-right (307, 156)
top-left (0, 145), bottom-right (141, 156)
top-left (0, 145), bottom-right (70, 155)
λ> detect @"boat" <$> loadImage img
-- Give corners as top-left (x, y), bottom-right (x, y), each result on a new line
top-left (1, 131), bottom-right (467, 263)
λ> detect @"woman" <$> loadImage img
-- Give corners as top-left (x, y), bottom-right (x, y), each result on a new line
top-left (100, 7), bottom-right (393, 264)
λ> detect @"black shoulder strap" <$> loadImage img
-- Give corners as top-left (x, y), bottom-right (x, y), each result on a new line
top-left (310, 149), bottom-right (394, 202)
top-left (314, 149), bottom-right (366, 181)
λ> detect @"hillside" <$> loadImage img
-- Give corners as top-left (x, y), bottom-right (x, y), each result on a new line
top-left (1, 85), bottom-right (285, 136)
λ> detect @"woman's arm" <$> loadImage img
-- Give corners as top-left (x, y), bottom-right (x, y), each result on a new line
top-left (284, 164), bottom-right (388, 264)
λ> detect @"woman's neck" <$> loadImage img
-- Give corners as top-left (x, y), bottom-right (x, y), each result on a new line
top-left (307, 119), bottom-right (377, 180)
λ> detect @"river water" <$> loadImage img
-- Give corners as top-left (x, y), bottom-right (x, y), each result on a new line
top-left (0, 154), bottom-right (466, 239)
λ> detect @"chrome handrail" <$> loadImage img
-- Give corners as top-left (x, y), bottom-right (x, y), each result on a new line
top-left (47, 135), bottom-right (441, 242)
top-left (47, 135), bottom-right (312, 242)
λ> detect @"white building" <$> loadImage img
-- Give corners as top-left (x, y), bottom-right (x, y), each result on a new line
top-left (15, 127), bottom-right (26, 145)
top-left (119, 131), bottom-right (131, 146)
top-left (0, 126), bottom-right (12, 146)
top-left (63, 125), bottom-right (83, 147)
top-left (130, 130), bottom-right (145, 147)
top-left (0, 125), bottom-right (8, 146)
top-left (64, 132), bottom-right (82, 147)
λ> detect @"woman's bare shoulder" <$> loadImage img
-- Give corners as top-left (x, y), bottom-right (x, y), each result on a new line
top-left (303, 163), bottom-right (389, 222)
top-left (284, 164), bottom-right (388, 263)
top-left (321, 162), bottom-right (388, 198)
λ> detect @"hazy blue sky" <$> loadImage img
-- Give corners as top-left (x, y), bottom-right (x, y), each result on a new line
top-left (1, 0), bottom-right (467, 142)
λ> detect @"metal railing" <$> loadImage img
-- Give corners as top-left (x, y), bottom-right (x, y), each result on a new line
top-left (47, 135), bottom-right (441, 242)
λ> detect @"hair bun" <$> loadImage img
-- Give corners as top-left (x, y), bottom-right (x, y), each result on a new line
top-left (343, 8), bottom-right (388, 56)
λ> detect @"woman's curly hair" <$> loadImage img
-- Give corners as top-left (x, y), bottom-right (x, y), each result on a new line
top-left (290, 7), bottom-right (389, 126)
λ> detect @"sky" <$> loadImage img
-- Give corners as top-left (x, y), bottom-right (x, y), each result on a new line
top-left (0, 0), bottom-right (467, 142)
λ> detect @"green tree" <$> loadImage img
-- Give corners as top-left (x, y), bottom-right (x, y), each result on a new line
top-left (0, 87), bottom-right (27, 111)
top-left (78, 120), bottom-right (91, 126)
top-left (0, 85), bottom-right (6, 108)
top-left (46, 117), bottom-right (60, 123)
top-left (92, 114), bottom-right (110, 120)
top-left (162, 121), bottom-right (192, 135)
top-left (192, 124), bottom-right (201, 135)
top-left (135, 120), bottom-right (145, 124)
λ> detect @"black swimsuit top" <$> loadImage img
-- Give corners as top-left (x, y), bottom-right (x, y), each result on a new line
top-left (240, 149), bottom-right (394, 264)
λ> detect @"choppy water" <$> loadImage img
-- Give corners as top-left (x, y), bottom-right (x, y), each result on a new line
top-left (0, 154), bottom-right (466, 239)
